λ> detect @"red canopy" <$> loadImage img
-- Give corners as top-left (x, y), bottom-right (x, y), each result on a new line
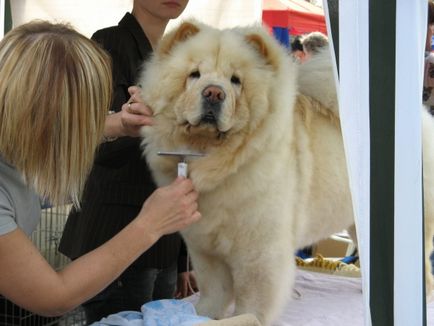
top-left (262, 0), bottom-right (327, 36)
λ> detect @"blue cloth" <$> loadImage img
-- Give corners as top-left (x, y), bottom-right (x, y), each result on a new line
top-left (272, 26), bottom-right (290, 48)
top-left (90, 299), bottom-right (211, 326)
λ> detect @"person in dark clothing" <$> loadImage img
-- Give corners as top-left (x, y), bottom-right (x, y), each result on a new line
top-left (290, 35), bottom-right (305, 62)
top-left (59, 1), bottom-right (195, 323)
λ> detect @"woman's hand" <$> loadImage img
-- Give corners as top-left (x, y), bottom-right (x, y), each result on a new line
top-left (104, 86), bottom-right (154, 139)
top-left (175, 271), bottom-right (198, 298)
top-left (119, 86), bottom-right (154, 137)
top-left (138, 177), bottom-right (201, 241)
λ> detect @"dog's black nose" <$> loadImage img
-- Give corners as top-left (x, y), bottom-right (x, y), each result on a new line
top-left (200, 85), bottom-right (225, 125)
top-left (202, 85), bottom-right (226, 104)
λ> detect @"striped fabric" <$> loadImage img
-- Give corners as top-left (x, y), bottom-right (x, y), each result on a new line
top-left (324, 0), bottom-right (427, 325)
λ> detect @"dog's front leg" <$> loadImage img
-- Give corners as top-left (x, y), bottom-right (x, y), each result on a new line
top-left (231, 249), bottom-right (295, 326)
top-left (191, 250), bottom-right (234, 319)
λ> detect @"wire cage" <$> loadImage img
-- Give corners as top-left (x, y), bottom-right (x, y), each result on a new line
top-left (0, 205), bottom-right (87, 326)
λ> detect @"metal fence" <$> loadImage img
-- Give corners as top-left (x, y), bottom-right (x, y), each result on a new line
top-left (0, 205), bottom-right (87, 326)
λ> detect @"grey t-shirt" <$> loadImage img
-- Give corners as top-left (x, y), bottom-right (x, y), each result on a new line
top-left (0, 156), bottom-right (41, 236)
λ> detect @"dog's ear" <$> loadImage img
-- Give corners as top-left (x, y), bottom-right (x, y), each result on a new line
top-left (157, 21), bottom-right (200, 56)
top-left (245, 32), bottom-right (282, 69)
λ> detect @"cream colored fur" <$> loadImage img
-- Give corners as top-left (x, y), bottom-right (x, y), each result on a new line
top-left (139, 20), bottom-right (434, 325)
top-left (298, 46), bottom-right (339, 115)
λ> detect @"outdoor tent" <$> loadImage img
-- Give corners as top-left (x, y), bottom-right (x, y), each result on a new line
top-left (262, 0), bottom-right (327, 36)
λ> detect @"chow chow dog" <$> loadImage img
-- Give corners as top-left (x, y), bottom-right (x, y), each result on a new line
top-left (139, 20), bottom-right (434, 325)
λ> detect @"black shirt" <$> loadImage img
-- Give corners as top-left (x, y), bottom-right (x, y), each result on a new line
top-left (59, 13), bottom-right (185, 270)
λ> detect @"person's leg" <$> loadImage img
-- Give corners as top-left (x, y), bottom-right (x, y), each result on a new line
top-left (122, 265), bottom-right (158, 307)
top-left (83, 266), bottom-right (158, 324)
top-left (152, 262), bottom-right (178, 300)
top-left (82, 280), bottom-right (123, 324)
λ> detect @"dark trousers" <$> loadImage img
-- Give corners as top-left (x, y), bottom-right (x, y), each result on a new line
top-left (83, 263), bottom-right (177, 324)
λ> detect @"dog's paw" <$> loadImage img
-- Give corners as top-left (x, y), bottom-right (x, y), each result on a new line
top-left (196, 299), bottom-right (226, 320)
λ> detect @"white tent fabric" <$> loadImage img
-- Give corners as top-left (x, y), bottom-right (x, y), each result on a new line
top-left (323, 1), bottom-right (372, 324)
top-left (170, 0), bottom-right (262, 29)
top-left (328, 0), bottom-right (427, 325)
top-left (11, 0), bottom-right (132, 37)
top-left (394, 2), bottom-right (425, 325)
top-left (10, 0), bottom-right (262, 37)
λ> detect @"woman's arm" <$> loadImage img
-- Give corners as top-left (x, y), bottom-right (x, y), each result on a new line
top-left (0, 177), bottom-right (200, 316)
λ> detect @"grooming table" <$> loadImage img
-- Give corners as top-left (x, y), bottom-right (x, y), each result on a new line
top-left (189, 268), bottom-right (434, 326)
top-left (274, 269), bottom-right (434, 325)
top-left (91, 269), bottom-right (434, 325)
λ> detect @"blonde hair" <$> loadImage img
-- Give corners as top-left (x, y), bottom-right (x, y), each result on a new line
top-left (0, 21), bottom-right (112, 206)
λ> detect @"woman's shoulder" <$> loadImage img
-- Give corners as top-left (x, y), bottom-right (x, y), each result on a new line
top-left (0, 158), bottom-right (41, 236)
top-left (92, 25), bottom-right (132, 46)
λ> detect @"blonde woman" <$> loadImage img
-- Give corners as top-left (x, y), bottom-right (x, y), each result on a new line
top-left (0, 21), bottom-right (200, 317)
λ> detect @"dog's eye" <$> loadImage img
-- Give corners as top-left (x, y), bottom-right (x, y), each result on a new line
top-left (231, 75), bottom-right (241, 85)
top-left (189, 71), bottom-right (201, 78)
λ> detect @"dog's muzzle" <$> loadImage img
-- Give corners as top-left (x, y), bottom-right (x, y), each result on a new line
top-left (200, 85), bottom-right (225, 124)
